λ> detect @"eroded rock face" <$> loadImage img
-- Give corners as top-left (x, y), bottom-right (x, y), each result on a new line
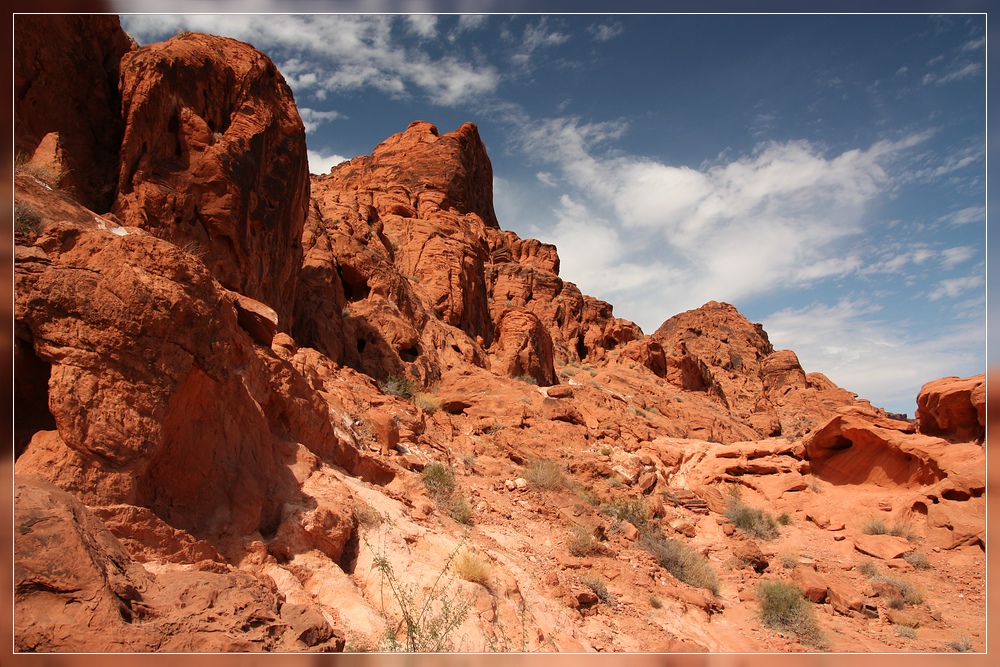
top-left (14, 221), bottom-right (359, 539)
top-left (14, 15), bottom-right (134, 212)
top-left (113, 32), bottom-right (309, 330)
top-left (915, 374), bottom-right (985, 443)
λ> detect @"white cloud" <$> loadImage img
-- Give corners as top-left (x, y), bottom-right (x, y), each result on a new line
top-left (763, 299), bottom-right (984, 413)
top-left (120, 14), bottom-right (499, 107)
top-left (536, 172), bottom-right (557, 187)
top-left (928, 275), bottom-right (984, 301)
top-left (962, 36), bottom-right (986, 51)
top-left (518, 117), bottom-right (930, 326)
top-left (923, 62), bottom-right (983, 85)
top-left (940, 246), bottom-right (976, 268)
top-left (299, 108), bottom-right (343, 134)
top-left (307, 149), bottom-right (348, 175)
top-left (588, 21), bottom-right (624, 42)
top-left (405, 15), bottom-right (438, 39)
top-left (939, 206), bottom-right (985, 225)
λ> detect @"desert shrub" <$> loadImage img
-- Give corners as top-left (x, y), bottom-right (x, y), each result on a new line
top-left (454, 550), bottom-right (491, 587)
top-left (14, 201), bottom-right (42, 234)
top-left (581, 574), bottom-right (614, 604)
top-left (902, 551), bottom-right (931, 570)
top-left (567, 524), bottom-right (601, 557)
top-left (414, 393), bottom-right (441, 414)
top-left (779, 552), bottom-right (798, 569)
top-left (448, 496), bottom-right (473, 525)
top-left (757, 579), bottom-right (825, 647)
top-left (640, 529), bottom-right (719, 596)
top-left (862, 519), bottom-right (889, 535)
top-left (894, 624), bottom-right (916, 639)
top-left (355, 502), bottom-right (384, 527)
top-left (513, 373), bottom-right (538, 386)
top-left (947, 636), bottom-right (974, 652)
top-left (858, 559), bottom-right (879, 578)
top-left (599, 447), bottom-right (612, 457)
top-left (607, 474), bottom-right (624, 489)
top-left (422, 463), bottom-right (456, 503)
top-left (523, 460), bottom-right (566, 490)
top-left (380, 374), bottom-right (416, 400)
top-left (777, 512), bottom-right (792, 526)
top-left (602, 497), bottom-right (650, 526)
top-left (648, 595), bottom-right (662, 609)
top-left (725, 503), bottom-right (780, 541)
top-left (365, 534), bottom-right (471, 652)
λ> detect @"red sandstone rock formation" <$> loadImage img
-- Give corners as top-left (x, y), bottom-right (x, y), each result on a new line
top-left (14, 15), bottom-right (134, 212)
top-left (915, 374), bottom-right (985, 443)
top-left (13, 15), bottom-right (985, 654)
top-left (113, 31), bottom-right (309, 330)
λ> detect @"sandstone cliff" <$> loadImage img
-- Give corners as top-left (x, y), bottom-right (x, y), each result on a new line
top-left (13, 17), bottom-right (986, 654)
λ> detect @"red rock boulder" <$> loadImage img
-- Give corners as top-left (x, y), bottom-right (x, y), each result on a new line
top-left (113, 32), bottom-right (309, 330)
top-left (916, 374), bottom-right (985, 443)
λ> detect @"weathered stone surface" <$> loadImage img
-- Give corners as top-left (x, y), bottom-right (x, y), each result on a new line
top-left (792, 565), bottom-right (828, 603)
top-left (915, 374), bottom-right (985, 443)
top-left (853, 534), bottom-right (914, 560)
top-left (113, 32), bottom-right (308, 329)
top-left (491, 309), bottom-right (556, 386)
top-left (14, 15), bottom-right (133, 212)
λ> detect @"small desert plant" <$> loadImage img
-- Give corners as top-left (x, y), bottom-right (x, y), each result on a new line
top-left (581, 574), bottom-right (614, 604)
top-left (858, 559), bottom-right (879, 578)
top-left (523, 460), bottom-right (566, 490)
top-left (422, 463), bottom-right (457, 503)
top-left (354, 502), bottom-right (384, 527)
top-left (902, 551), bottom-right (932, 570)
top-left (894, 624), bottom-right (916, 639)
top-left (14, 200), bottom-right (42, 233)
top-left (513, 373), bottom-right (538, 386)
top-left (365, 533), bottom-right (471, 652)
top-left (380, 374), bottom-right (416, 400)
top-left (607, 474), bottom-right (624, 489)
top-left (567, 524), bottom-right (601, 557)
top-left (446, 496), bottom-right (472, 525)
top-left (648, 595), bottom-right (662, 609)
top-left (862, 519), bottom-right (889, 535)
top-left (627, 404), bottom-right (647, 418)
top-left (602, 497), bottom-right (650, 526)
top-left (640, 528), bottom-right (719, 596)
top-left (599, 447), bottom-right (612, 457)
top-left (454, 549), bottom-right (492, 587)
top-left (726, 502), bottom-right (780, 541)
top-left (414, 393), bottom-right (441, 414)
top-left (947, 636), bottom-right (974, 652)
top-left (779, 552), bottom-right (798, 569)
top-left (777, 512), bottom-right (792, 526)
top-left (757, 579), bottom-right (825, 647)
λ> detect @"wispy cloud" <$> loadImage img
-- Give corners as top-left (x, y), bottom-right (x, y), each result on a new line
top-left (763, 298), bottom-right (984, 411)
top-left (588, 21), bottom-right (623, 42)
top-left (120, 14), bottom-right (499, 107)
top-left (515, 116), bottom-right (932, 327)
top-left (299, 108), bottom-right (343, 134)
top-left (928, 275), bottom-right (984, 301)
top-left (923, 62), bottom-right (983, 85)
top-left (940, 246), bottom-right (977, 269)
top-left (938, 206), bottom-right (985, 225)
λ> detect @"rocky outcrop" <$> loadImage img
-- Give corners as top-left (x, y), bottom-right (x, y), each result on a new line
top-left (112, 32), bottom-right (309, 330)
top-left (15, 475), bottom-right (343, 652)
top-left (14, 15), bottom-right (134, 212)
top-left (915, 374), bottom-right (985, 443)
top-left (491, 310), bottom-right (556, 385)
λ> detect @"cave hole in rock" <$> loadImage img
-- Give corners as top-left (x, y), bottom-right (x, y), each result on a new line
top-left (339, 264), bottom-right (370, 302)
top-left (356, 338), bottom-right (367, 354)
top-left (576, 335), bottom-right (588, 361)
top-left (941, 488), bottom-right (972, 501)
top-left (14, 339), bottom-right (57, 460)
top-left (827, 435), bottom-right (854, 450)
top-left (399, 345), bottom-right (420, 363)
top-left (911, 501), bottom-right (928, 515)
top-left (340, 527), bottom-right (360, 574)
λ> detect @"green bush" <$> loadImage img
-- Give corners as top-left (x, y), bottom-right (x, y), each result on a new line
top-left (725, 503), bottom-right (780, 541)
top-left (777, 512), bottom-right (792, 526)
top-left (757, 579), bottom-right (825, 647)
top-left (640, 529), bottom-right (719, 596)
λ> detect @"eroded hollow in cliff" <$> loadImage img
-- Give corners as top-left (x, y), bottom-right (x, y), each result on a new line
top-left (807, 431), bottom-right (946, 489)
top-left (14, 338), bottom-right (57, 460)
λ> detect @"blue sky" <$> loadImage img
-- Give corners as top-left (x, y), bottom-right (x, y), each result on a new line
top-left (118, 12), bottom-right (986, 416)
